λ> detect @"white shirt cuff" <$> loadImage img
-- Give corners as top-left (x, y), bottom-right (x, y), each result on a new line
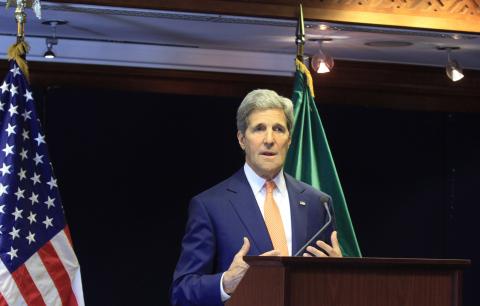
top-left (220, 272), bottom-right (231, 302)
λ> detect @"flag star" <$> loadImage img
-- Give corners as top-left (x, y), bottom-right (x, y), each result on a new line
top-left (10, 65), bottom-right (21, 77)
top-left (25, 233), bottom-right (37, 248)
top-left (0, 204), bottom-right (4, 213)
top-left (21, 110), bottom-right (32, 121)
top-left (0, 101), bottom-right (4, 111)
top-left (9, 226), bottom-right (20, 240)
top-left (0, 224), bottom-right (3, 234)
top-left (43, 216), bottom-right (53, 229)
top-left (33, 153), bottom-right (44, 165)
top-left (22, 129), bottom-right (29, 140)
top-left (8, 104), bottom-right (18, 116)
top-left (20, 148), bottom-right (28, 160)
top-left (47, 177), bottom-right (58, 189)
top-left (34, 133), bottom-right (46, 146)
top-left (26, 231), bottom-right (36, 245)
top-left (14, 187), bottom-right (25, 200)
top-left (24, 89), bottom-right (33, 101)
top-left (44, 196), bottom-right (55, 209)
top-left (7, 247), bottom-right (18, 260)
top-left (5, 123), bottom-right (16, 136)
top-left (29, 192), bottom-right (39, 205)
top-left (30, 172), bottom-right (41, 185)
top-left (27, 211), bottom-right (37, 224)
top-left (2, 143), bottom-right (14, 156)
top-left (0, 183), bottom-right (8, 196)
top-left (18, 168), bottom-right (27, 181)
top-left (9, 84), bottom-right (18, 97)
top-left (0, 163), bottom-right (11, 176)
top-left (0, 81), bottom-right (9, 93)
top-left (11, 207), bottom-right (23, 221)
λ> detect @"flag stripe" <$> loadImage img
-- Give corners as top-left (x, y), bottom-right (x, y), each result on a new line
top-left (64, 225), bottom-right (73, 248)
top-left (0, 292), bottom-right (8, 306)
top-left (0, 259), bottom-right (26, 306)
top-left (71, 269), bottom-right (85, 306)
top-left (51, 229), bottom-right (79, 282)
top-left (51, 229), bottom-right (85, 305)
top-left (25, 252), bottom-right (62, 305)
top-left (38, 241), bottom-right (79, 306)
top-left (11, 264), bottom-right (46, 306)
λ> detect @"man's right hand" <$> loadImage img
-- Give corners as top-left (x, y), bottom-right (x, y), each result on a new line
top-left (222, 237), bottom-right (280, 295)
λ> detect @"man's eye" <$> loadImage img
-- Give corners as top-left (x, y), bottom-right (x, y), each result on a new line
top-left (273, 126), bottom-right (286, 132)
top-left (253, 125), bottom-right (266, 132)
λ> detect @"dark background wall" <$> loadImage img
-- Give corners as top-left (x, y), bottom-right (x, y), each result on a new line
top-left (32, 85), bottom-right (479, 305)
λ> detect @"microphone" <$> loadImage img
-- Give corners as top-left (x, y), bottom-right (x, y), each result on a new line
top-left (294, 200), bottom-right (332, 256)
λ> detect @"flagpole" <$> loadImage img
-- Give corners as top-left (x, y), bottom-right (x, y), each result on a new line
top-left (14, 0), bottom-right (27, 43)
top-left (295, 4), bottom-right (305, 62)
top-left (6, 0), bottom-right (38, 81)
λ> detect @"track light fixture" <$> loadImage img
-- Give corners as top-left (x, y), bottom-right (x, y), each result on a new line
top-left (437, 46), bottom-right (464, 82)
top-left (42, 20), bottom-right (67, 59)
top-left (310, 38), bottom-right (334, 74)
top-left (44, 37), bottom-right (56, 59)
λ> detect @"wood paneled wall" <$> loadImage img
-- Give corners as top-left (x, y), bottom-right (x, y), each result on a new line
top-left (3, 60), bottom-right (479, 112)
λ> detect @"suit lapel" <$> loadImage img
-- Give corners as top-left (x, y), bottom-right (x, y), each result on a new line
top-left (226, 169), bottom-right (273, 254)
top-left (285, 174), bottom-right (308, 255)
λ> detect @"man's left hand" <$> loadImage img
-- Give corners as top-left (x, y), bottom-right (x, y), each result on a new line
top-left (303, 231), bottom-right (343, 257)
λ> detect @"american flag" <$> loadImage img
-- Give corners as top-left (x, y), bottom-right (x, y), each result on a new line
top-left (0, 60), bottom-right (84, 306)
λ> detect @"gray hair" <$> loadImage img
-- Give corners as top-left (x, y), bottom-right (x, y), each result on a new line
top-left (236, 89), bottom-right (294, 135)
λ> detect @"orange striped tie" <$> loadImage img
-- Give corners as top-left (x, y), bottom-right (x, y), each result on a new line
top-left (264, 180), bottom-right (288, 256)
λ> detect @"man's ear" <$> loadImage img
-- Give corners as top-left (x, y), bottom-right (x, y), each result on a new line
top-left (237, 131), bottom-right (246, 150)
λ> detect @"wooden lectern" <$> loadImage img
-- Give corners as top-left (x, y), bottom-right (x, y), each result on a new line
top-left (226, 256), bottom-right (470, 306)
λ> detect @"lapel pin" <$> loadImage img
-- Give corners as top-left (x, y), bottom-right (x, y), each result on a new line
top-left (299, 201), bottom-right (306, 206)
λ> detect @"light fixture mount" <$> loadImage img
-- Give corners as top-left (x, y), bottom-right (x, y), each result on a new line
top-left (41, 20), bottom-right (68, 27)
top-left (436, 46), bottom-right (461, 51)
top-left (308, 38), bottom-right (333, 43)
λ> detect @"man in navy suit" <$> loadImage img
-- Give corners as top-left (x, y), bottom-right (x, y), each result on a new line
top-left (171, 89), bottom-right (342, 306)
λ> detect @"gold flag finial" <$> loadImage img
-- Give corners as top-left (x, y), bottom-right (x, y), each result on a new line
top-left (6, 0), bottom-right (42, 43)
top-left (295, 4), bottom-right (305, 62)
top-left (5, 0), bottom-right (41, 81)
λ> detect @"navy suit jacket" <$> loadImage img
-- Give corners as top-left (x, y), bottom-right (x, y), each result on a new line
top-left (171, 168), bottom-right (335, 306)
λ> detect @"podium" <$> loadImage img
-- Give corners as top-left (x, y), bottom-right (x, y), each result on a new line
top-left (226, 256), bottom-right (470, 306)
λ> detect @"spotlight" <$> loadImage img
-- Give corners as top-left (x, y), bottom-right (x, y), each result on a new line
top-left (310, 39), bottom-right (334, 74)
top-left (437, 46), bottom-right (464, 82)
top-left (44, 38), bottom-right (56, 59)
top-left (446, 57), bottom-right (464, 82)
top-left (42, 20), bottom-right (67, 60)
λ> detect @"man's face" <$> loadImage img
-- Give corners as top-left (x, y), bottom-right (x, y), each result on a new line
top-left (237, 108), bottom-right (291, 180)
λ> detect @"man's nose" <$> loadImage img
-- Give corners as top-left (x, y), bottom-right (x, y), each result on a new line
top-left (264, 129), bottom-right (274, 146)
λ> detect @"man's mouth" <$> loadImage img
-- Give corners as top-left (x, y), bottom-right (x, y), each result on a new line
top-left (261, 152), bottom-right (277, 157)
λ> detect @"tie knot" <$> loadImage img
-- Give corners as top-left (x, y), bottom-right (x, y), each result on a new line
top-left (265, 180), bottom-right (276, 193)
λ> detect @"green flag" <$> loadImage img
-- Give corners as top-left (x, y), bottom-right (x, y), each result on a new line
top-left (285, 59), bottom-right (362, 257)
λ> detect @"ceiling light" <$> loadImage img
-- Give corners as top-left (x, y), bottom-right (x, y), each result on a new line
top-left (446, 58), bottom-right (464, 82)
top-left (310, 39), bottom-right (334, 74)
top-left (437, 46), bottom-right (464, 82)
top-left (319, 24), bottom-right (329, 31)
top-left (43, 49), bottom-right (55, 59)
top-left (42, 20), bottom-right (67, 60)
top-left (44, 37), bottom-right (57, 59)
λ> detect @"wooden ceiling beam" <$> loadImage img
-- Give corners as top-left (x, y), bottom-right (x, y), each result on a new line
top-left (47, 0), bottom-right (480, 33)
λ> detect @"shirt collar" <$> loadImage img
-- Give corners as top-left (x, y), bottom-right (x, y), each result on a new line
top-left (243, 163), bottom-right (287, 196)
